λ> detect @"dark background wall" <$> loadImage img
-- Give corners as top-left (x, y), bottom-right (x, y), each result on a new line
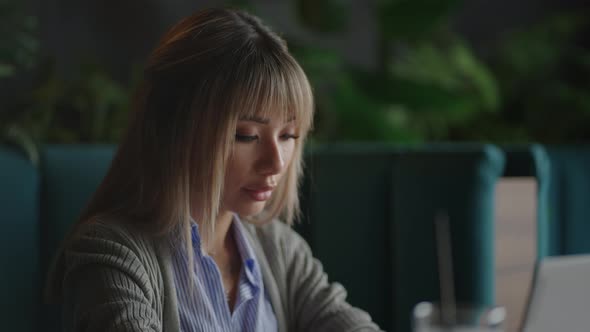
top-left (453, 0), bottom-right (588, 55)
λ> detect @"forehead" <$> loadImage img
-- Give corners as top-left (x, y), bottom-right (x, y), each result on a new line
top-left (225, 56), bottom-right (312, 132)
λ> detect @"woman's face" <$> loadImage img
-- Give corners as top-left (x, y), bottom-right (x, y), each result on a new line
top-left (221, 113), bottom-right (299, 217)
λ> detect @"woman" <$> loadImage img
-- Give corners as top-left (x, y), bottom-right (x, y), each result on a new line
top-left (46, 7), bottom-right (382, 332)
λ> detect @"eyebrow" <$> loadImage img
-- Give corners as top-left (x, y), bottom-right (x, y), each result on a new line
top-left (238, 115), bottom-right (296, 124)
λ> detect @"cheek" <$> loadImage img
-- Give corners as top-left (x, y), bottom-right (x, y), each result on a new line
top-left (230, 144), bottom-right (258, 168)
top-left (282, 142), bottom-right (297, 169)
top-left (224, 147), bottom-right (255, 194)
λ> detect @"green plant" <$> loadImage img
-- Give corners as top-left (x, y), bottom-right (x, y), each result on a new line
top-left (0, 2), bottom-right (137, 164)
top-left (247, 1), bottom-right (590, 144)
top-left (0, 0), bottom-right (37, 78)
top-left (496, 12), bottom-right (590, 143)
top-left (0, 0), bottom-right (39, 162)
top-left (448, 11), bottom-right (590, 143)
top-left (20, 61), bottom-right (133, 144)
top-left (4, 1), bottom-right (588, 151)
top-left (1, 58), bottom-right (135, 164)
top-left (255, 0), bottom-right (500, 143)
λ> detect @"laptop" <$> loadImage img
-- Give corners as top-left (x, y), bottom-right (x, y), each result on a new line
top-left (520, 254), bottom-right (590, 332)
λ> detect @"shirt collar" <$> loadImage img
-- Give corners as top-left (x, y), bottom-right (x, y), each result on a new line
top-left (189, 219), bottom-right (203, 253)
top-left (231, 214), bottom-right (261, 288)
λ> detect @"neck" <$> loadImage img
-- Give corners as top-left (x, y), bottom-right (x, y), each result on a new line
top-left (201, 210), bottom-right (242, 312)
top-left (198, 210), bottom-right (234, 255)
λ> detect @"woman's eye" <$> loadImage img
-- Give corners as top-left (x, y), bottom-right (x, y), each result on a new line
top-left (280, 133), bottom-right (300, 141)
top-left (235, 134), bottom-right (258, 142)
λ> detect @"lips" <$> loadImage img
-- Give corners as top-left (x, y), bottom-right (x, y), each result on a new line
top-left (243, 185), bottom-right (275, 201)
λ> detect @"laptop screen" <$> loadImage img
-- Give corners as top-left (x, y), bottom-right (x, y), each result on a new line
top-left (521, 254), bottom-right (590, 332)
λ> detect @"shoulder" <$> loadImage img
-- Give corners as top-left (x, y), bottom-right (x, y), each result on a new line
top-left (45, 219), bottom-right (164, 303)
top-left (242, 219), bottom-right (312, 266)
top-left (247, 219), bottom-right (307, 247)
top-left (69, 219), bottom-right (160, 255)
top-left (64, 219), bottom-right (164, 273)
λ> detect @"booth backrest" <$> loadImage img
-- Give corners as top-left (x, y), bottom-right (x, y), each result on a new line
top-left (503, 145), bottom-right (590, 258)
top-left (543, 147), bottom-right (590, 256)
top-left (299, 143), bottom-right (505, 331)
top-left (1, 143), bottom-right (506, 332)
top-left (39, 145), bottom-right (116, 330)
top-left (392, 145), bottom-right (504, 332)
top-left (299, 145), bottom-right (399, 330)
top-left (0, 147), bottom-right (40, 332)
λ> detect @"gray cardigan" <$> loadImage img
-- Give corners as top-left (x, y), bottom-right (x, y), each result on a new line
top-left (45, 219), bottom-right (382, 332)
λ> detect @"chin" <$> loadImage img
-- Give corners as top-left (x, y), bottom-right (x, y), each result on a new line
top-left (234, 202), bottom-right (267, 218)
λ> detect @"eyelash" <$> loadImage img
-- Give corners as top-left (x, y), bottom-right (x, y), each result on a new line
top-left (235, 134), bottom-right (300, 142)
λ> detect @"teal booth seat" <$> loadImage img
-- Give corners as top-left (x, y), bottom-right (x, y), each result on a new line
top-left (298, 144), bottom-right (400, 331)
top-left (392, 145), bottom-right (505, 332)
top-left (39, 145), bottom-right (115, 330)
top-left (541, 146), bottom-right (590, 256)
top-left (502, 145), bottom-right (551, 259)
top-left (1, 143), bottom-right (505, 332)
top-left (502, 145), bottom-right (590, 258)
top-left (39, 145), bottom-right (115, 276)
top-left (0, 147), bottom-right (40, 332)
top-left (299, 143), bottom-right (505, 332)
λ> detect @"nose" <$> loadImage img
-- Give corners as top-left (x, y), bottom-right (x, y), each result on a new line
top-left (255, 138), bottom-right (284, 176)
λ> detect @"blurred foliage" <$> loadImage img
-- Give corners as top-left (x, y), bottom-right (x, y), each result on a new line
top-left (0, 0), bottom-right (37, 78)
top-left (0, 0), bottom-right (40, 162)
top-left (376, 0), bottom-right (462, 41)
top-left (449, 13), bottom-right (590, 143)
top-left (0, 1), bottom-right (135, 163)
top-left (15, 61), bottom-right (132, 144)
top-left (1, 0), bottom-right (589, 160)
top-left (280, 0), bottom-right (588, 144)
top-left (283, 0), bottom-right (501, 142)
top-left (1, 60), bottom-right (134, 164)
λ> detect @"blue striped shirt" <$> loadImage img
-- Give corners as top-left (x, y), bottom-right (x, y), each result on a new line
top-left (171, 215), bottom-right (278, 332)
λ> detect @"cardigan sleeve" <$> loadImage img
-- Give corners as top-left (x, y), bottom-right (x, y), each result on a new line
top-left (58, 224), bottom-right (163, 332)
top-left (281, 227), bottom-right (384, 332)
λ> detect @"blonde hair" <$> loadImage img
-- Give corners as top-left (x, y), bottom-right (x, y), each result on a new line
top-left (77, 8), bottom-right (314, 254)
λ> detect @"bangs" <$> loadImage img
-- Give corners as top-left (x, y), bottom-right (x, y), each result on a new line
top-left (227, 52), bottom-right (314, 134)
